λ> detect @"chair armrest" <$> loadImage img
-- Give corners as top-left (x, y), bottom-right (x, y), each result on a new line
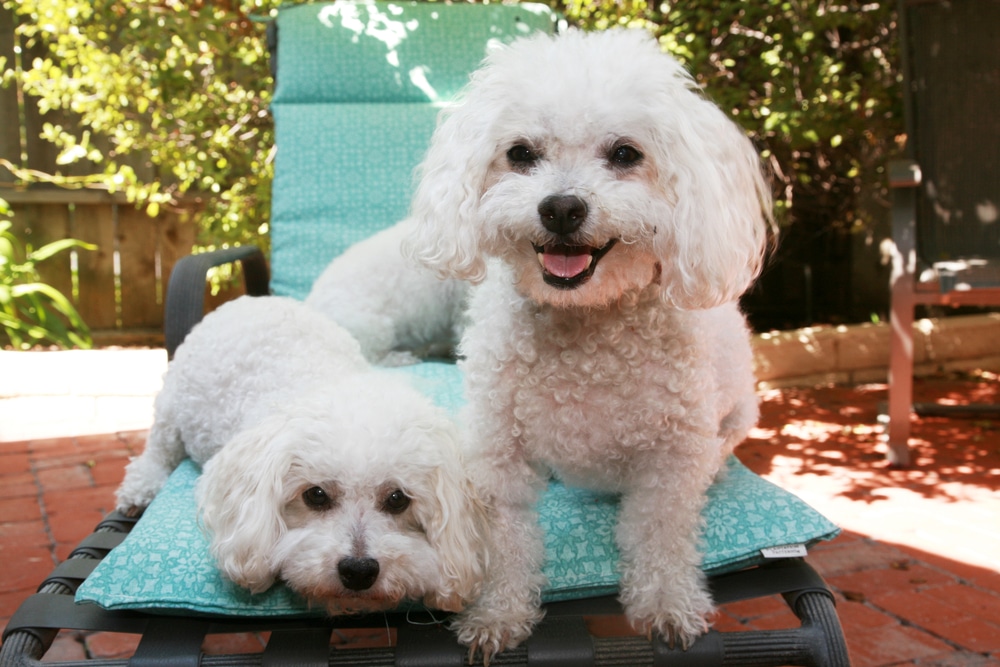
top-left (164, 246), bottom-right (270, 358)
top-left (889, 159), bottom-right (921, 188)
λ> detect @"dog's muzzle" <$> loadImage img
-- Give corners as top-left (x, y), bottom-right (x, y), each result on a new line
top-left (534, 194), bottom-right (617, 289)
top-left (533, 239), bottom-right (617, 289)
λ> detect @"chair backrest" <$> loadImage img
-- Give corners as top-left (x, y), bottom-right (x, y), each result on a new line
top-left (901, 0), bottom-right (1000, 268)
top-left (268, 1), bottom-right (557, 299)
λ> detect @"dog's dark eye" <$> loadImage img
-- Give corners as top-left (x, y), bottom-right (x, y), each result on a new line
top-left (382, 488), bottom-right (411, 515)
top-left (302, 486), bottom-right (332, 510)
top-left (507, 144), bottom-right (539, 170)
top-left (609, 144), bottom-right (643, 168)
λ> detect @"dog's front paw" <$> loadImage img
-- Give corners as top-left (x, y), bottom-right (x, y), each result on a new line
top-left (623, 586), bottom-right (714, 650)
top-left (113, 484), bottom-right (158, 517)
top-left (451, 602), bottom-right (542, 665)
top-left (114, 453), bottom-right (174, 516)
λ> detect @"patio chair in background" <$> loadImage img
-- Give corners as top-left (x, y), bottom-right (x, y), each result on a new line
top-left (886, 0), bottom-right (1000, 466)
top-left (1, 4), bottom-right (848, 665)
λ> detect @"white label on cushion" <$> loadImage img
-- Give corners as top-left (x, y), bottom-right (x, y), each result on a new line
top-left (760, 544), bottom-right (808, 559)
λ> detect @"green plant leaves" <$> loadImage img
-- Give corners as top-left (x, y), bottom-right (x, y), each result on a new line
top-left (556, 0), bottom-right (901, 233)
top-left (4, 0), bottom-right (902, 280)
top-left (0, 199), bottom-right (94, 350)
top-left (27, 237), bottom-right (97, 263)
top-left (4, 0), bottom-right (278, 252)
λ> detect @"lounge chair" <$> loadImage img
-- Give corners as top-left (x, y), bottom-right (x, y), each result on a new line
top-left (1, 4), bottom-right (848, 665)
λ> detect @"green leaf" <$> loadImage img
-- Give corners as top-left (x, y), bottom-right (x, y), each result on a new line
top-left (28, 238), bottom-right (97, 263)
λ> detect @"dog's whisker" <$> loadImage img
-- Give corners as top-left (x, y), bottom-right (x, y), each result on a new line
top-left (404, 607), bottom-right (444, 626)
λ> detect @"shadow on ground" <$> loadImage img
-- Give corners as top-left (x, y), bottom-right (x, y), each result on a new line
top-left (737, 372), bottom-right (1000, 503)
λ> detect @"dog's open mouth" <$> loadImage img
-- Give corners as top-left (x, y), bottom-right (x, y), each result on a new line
top-left (532, 240), bottom-right (617, 289)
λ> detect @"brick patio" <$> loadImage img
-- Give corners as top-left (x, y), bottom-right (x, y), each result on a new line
top-left (2, 370), bottom-right (999, 666)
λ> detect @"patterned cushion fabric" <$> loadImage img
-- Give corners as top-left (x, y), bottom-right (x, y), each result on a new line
top-left (76, 362), bottom-right (839, 615)
top-left (269, 102), bottom-right (440, 300)
top-left (268, 2), bottom-right (558, 300)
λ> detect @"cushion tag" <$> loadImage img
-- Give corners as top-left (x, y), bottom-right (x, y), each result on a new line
top-left (760, 544), bottom-right (808, 559)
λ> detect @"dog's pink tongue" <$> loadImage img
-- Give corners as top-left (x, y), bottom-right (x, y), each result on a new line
top-left (542, 249), bottom-right (591, 278)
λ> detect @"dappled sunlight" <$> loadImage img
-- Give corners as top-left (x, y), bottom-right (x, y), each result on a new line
top-left (738, 374), bottom-right (1000, 505)
top-left (320, 2), bottom-right (417, 52)
top-left (737, 374), bottom-right (1000, 572)
top-left (317, 3), bottom-right (441, 101)
top-left (747, 426), bottom-right (777, 440)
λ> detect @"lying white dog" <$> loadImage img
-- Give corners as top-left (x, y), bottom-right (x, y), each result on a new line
top-left (307, 219), bottom-right (468, 366)
top-left (405, 29), bottom-right (773, 658)
top-left (115, 295), bottom-right (485, 614)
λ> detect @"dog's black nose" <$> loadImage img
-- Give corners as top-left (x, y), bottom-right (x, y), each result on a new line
top-left (338, 557), bottom-right (380, 591)
top-left (538, 195), bottom-right (588, 236)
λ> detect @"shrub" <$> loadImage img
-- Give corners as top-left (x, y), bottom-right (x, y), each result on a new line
top-left (558, 0), bottom-right (901, 233)
top-left (0, 198), bottom-right (95, 349)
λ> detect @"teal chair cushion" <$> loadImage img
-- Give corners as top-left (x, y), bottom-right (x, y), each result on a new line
top-left (76, 362), bottom-right (839, 615)
top-left (269, 102), bottom-right (440, 299)
top-left (268, 2), bottom-right (558, 300)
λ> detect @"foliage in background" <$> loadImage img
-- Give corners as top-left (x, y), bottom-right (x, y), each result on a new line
top-left (2, 0), bottom-right (902, 257)
top-left (560, 0), bottom-right (902, 236)
top-left (0, 197), bottom-right (94, 349)
top-left (2, 0), bottom-right (278, 254)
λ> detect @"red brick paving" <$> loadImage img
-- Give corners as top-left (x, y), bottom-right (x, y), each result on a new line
top-left (1, 374), bottom-right (999, 665)
top-left (736, 373), bottom-right (1000, 667)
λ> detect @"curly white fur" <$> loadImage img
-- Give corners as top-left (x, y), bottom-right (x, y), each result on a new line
top-left (115, 295), bottom-right (485, 614)
top-left (307, 219), bottom-right (469, 366)
top-left (404, 29), bottom-right (772, 660)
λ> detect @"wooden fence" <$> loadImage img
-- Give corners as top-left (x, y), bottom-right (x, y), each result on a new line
top-left (3, 189), bottom-right (209, 346)
top-left (0, 6), bottom-right (242, 346)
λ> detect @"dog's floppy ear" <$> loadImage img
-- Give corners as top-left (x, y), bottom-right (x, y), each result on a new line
top-left (195, 417), bottom-right (292, 594)
top-left (404, 87), bottom-right (498, 284)
top-left (411, 426), bottom-right (488, 612)
top-left (648, 71), bottom-right (774, 310)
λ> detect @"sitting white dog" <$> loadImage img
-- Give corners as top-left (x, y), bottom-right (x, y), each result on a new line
top-left (306, 219), bottom-right (468, 366)
top-left (115, 295), bottom-right (485, 614)
top-left (404, 29), bottom-right (773, 658)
